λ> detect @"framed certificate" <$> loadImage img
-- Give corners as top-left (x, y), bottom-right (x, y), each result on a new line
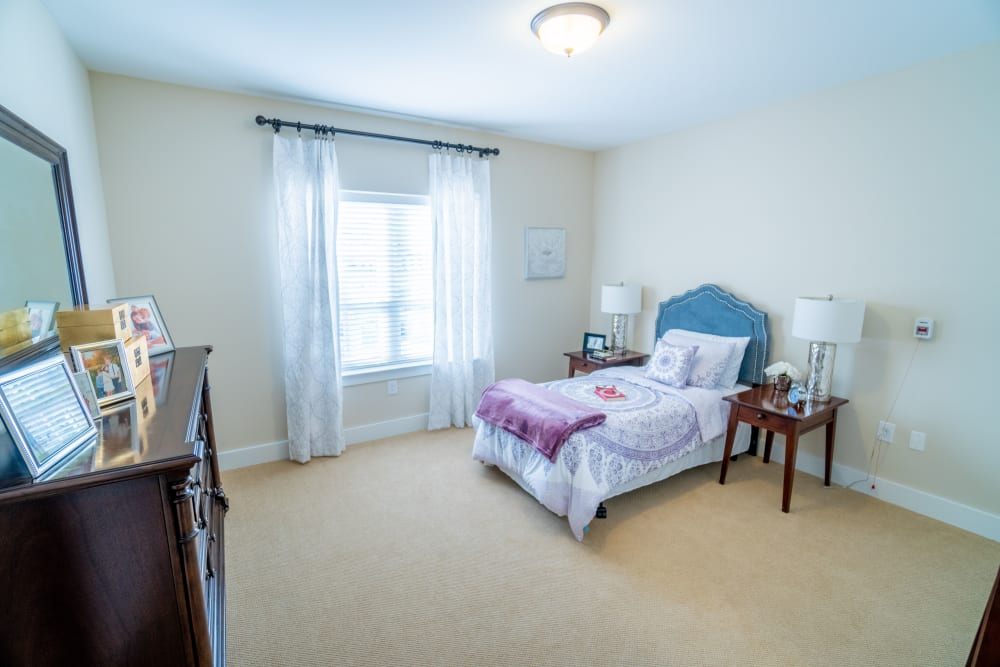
top-left (0, 356), bottom-right (98, 478)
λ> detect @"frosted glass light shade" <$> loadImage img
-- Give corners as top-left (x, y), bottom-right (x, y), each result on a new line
top-left (792, 297), bottom-right (866, 343)
top-left (601, 284), bottom-right (641, 315)
top-left (531, 3), bottom-right (610, 57)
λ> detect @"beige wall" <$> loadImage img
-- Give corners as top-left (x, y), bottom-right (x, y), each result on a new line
top-left (0, 0), bottom-right (115, 302)
top-left (89, 73), bottom-right (594, 453)
top-left (592, 42), bottom-right (1000, 514)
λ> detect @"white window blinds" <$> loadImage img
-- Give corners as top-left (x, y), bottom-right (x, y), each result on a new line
top-left (336, 191), bottom-right (433, 373)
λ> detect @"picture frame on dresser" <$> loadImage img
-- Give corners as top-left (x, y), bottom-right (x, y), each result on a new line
top-left (0, 355), bottom-right (98, 478)
top-left (25, 300), bottom-right (59, 339)
top-left (106, 294), bottom-right (175, 355)
top-left (70, 338), bottom-right (136, 406)
top-left (72, 370), bottom-right (101, 419)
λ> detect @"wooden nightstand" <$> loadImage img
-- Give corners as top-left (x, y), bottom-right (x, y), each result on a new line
top-left (563, 350), bottom-right (649, 378)
top-left (718, 385), bottom-right (848, 512)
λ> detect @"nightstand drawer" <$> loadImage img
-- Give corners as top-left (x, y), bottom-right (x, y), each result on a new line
top-left (564, 350), bottom-right (650, 378)
top-left (736, 405), bottom-right (790, 434)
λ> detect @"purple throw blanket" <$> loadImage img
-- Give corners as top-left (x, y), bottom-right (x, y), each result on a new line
top-left (474, 378), bottom-right (607, 462)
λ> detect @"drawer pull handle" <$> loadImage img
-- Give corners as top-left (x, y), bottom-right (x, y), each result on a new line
top-left (756, 412), bottom-right (766, 419)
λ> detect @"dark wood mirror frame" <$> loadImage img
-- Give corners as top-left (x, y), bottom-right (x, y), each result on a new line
top-left (0, 103), bottom-right (88, 369)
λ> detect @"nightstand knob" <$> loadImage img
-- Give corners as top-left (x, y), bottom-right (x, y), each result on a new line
top-left (757, 412), bottom-right (766, 420)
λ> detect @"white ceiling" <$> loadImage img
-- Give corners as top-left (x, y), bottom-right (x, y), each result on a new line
top-left (41, 0), bottom-right (1000, 150)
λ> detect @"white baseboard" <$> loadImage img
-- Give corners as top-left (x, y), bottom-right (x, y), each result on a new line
top-left (344, 413), bottom-right (429, 446)
top-left (218, 439), bottom-right (288, 471)
top-left (218, 413), bottom-right (430, 471)
top-left (764, 442), bottom-right (1000, 544)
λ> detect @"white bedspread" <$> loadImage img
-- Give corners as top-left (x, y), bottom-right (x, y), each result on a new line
top-left (472, 368), bottom-right (737, 540)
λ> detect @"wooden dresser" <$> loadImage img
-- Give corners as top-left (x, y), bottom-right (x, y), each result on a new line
top-left (0, 346), bottom-right (227, 666)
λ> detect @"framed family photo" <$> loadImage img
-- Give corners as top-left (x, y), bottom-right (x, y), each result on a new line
top-left (25, 300), bottom-right (59, 339)
top-left (0, 356), bottom-right (98, 478)
top-left (70, 339), bottom-right (136, 407)
top-left (106, 295), bottom-right (174, 355)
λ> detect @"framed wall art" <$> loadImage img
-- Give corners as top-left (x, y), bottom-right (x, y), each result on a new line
top-left (524, 227), bottom-right (566, 280)
top-left (106, 294), bottom-right (175, 355)
top-left (0, 355), bottom-right (98, 478)
top-left (70, 339), bottom-right (136, 407)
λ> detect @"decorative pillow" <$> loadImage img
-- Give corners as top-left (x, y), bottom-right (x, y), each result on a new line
top-left (660, 329), bottom-right (750, 389)
top-left (644, 340), bottom-right (699, 388)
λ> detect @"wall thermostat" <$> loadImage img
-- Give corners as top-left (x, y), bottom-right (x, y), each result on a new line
top-left (913, 317), bottom-right (934, 340)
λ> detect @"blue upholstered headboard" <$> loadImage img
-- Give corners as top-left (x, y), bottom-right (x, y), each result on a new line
top-left (655, 284), bottom-right (770, 386)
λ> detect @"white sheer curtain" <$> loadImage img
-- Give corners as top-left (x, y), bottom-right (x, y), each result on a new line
top-left (272, 133), bottom-right (345, 462)
top-left (428, 153), bottom-right (495, 429)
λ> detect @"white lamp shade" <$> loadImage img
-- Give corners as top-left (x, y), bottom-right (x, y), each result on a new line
top-left (601, 284), bottom-right (641, 314)
top-left (792, 297), bottom-right (866, 343)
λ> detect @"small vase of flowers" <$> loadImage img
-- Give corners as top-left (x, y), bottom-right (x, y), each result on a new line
top-left (764, 361), bottom-right (802, 394)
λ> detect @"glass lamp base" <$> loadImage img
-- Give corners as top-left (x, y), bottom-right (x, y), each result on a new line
top-left (805, 341), bottom-right (837, 402)
top-left (610, 313), bottom-right (628, 354)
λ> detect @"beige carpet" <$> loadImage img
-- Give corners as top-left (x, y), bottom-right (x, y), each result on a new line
top-left (223, 428), bottom-right (999, 666)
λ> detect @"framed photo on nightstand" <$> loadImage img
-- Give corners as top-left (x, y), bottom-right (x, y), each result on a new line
top-left (582, 332), bottom-right (607, 353)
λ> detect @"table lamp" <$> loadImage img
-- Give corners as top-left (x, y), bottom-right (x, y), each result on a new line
top-left (601, 283), bottom-right (642, 354)
top-left (792, 295), bottom-right (866, 402)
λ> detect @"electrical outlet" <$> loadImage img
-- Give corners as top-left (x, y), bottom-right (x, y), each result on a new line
top-left (387, 380), bottom-right (398, 395)
top-left (909, 431), bottom-right (926, 451)
top-left (877, 421), bottom-right (895, 443)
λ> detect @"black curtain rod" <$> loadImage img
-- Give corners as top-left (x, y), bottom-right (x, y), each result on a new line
top-left (255, 115), bottom-right (500, 158)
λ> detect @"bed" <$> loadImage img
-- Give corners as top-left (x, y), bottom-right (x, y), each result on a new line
top-left (472, 284), bottom-right (770, 539)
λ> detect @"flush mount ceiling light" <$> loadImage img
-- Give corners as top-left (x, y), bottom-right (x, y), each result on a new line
top-left (531, 3), bottom-right (611, 58)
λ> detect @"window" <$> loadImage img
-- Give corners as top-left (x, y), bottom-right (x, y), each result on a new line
top-left (336, 190), bottom-right (433, 376)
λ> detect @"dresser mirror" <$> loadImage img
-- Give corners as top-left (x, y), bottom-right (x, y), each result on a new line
top-left (0, 103), bottom-right (88, 369)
